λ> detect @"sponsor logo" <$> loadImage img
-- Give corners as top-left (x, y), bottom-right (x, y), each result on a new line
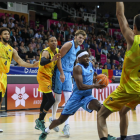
top-left (24, 68), bottom-right (38, 74)
top-left (11, 86), bottom-right (29, 107)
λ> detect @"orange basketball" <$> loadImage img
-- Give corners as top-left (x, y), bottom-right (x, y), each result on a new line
top-left (96, 74), bottom-right (109, 87)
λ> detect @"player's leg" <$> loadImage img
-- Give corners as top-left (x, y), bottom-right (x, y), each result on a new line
top-left (35, 92), bottom-right (55, 133)
top-left (0, 92), bottom-right (3, 132)
top-left (119, 106), bottom-right (130, 140)
top-left (62, 72), bottom-right (72, 136)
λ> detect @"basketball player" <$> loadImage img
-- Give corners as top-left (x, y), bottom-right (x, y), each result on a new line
top-left (0, 27), bottom-right (39, 132)
top-left (35, 36), bottom-right (65, 133)
top-left (38, 50), bottom-right (116, 140)
top-left (50, 30), bottom-right (86, 136)
top-left (97, 2), bottom-right (140, 140)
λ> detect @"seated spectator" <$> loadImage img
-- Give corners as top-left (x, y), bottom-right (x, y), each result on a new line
top-left (9, 19), bottom-right (14, 28)
top-left (111, 76), bottom-right (116, 83)
top-left (83, 40), bottom-right (89, 50)
top-left (36, 38), bottom-right (42, 48)
top-left (117, 64), bottom-right (122, 70)
top-left (112, 59), bottom-right (116, 68)
top-left (26, 46), bottom-right (36, 64)
top-left (99, 63), bottom-right (103, 69)
top-left (12, 41), bottom-right (19, 48)
top-left (29, 30), bottom-right (34, 38)
top-left (94, 62), bottom-right (99, 70)
top-left (103, 64), bottom-right (107, 69)
top-left (98, 43), bottom-right (102, 53)
top-left (117, 52), bottom-right (122, 63)
top-left (105, 40), bottom-right (111, 51)
top-left (9, 14), bottom-right (15, 21)
top-left (89, 50), bottom-right (95, 62)
top-left (104, 59), bottom-right (111, 69)
top-left (34, 44), bottom-right (41, 54)
top-left (44, 40), bottom-right (49, 48)
top-left (36, 49), bottom-right (41, 56)
top-left (110, 50), bottom-right (118, 64)
top-left (111, 65), bottom-right (116, 70)
top-left (3, 19), bottom-right (7, 27)
top-left (118, 42), bottom-right (122, 50)
top-left (21, 15), bottom-right (25, 23)
top-left (11, 31), bottom-right (17, 42)
top-left (42, 44), bottom-right (46, 50)
top-left (35, 55), bottom-right (40, 62)
top-left (19, 41), bottom-right (27, 60)
top-left (21, 29), bottom-right (30, 45)
top-left (102, 46), bottom-right (108, 56)
top-left (34, 31), bottom-right (42, 39)
top-left (30, 38), bottom-right (36, 49)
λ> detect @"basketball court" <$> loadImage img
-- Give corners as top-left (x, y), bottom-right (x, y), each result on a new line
top-left (0, 106), bottom-right (140, 140)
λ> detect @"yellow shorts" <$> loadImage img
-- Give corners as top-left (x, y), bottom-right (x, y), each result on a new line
top-left (103, 85), bottom-right (140, 112)
top-left (0, 73), bottom-right (7, 97)
top-left (37, 72), bottom-right (52, 94)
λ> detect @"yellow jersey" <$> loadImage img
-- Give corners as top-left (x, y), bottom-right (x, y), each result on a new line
top-left (0, 42), bottom-right (13, 73)
top-left (120, 35), bottom-right (140, 93)
top-left (38, 47), bottom-right (59, 78)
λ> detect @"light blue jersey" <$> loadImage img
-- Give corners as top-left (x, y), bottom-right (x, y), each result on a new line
top-left (61, 40), bottom-right (80, 72)
top-left (73, 62), bottom-right (94, 96)
top-left (61, 62), bottom-right (97, 115)
top-left (53, 40), bottom-right (80, 94)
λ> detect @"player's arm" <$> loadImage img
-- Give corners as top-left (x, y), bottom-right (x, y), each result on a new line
top-left (60, 42), bottom-right (72, 58)
top-left (12, 49), bottom-right (39, 68)
top-left (40, 50), bottom-right (61, 66)
top-left (116, 2), bottom-right (134, 50)
top-left (57, 49), bottom-right (65, 83)
top-left (73, 65), bottom-right (104, 90)
top-left (93, 72), bottom-right (97, 84)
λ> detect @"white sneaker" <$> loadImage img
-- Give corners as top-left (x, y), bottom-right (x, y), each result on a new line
top-left (62, 124), bottom-right (70, 137)
top-left (0, 129), bottom-right (3, 132)
top-left (49, 117), bottom-right (59, 132)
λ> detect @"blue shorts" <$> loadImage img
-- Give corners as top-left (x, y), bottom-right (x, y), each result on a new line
top-left (61, 94), bottom-right (97, 115)
top-left (53, 69), bottom-right (72, 94)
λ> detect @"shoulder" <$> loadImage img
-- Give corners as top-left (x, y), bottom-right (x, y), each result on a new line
top-left (73, 65), bottom-right (82, 73)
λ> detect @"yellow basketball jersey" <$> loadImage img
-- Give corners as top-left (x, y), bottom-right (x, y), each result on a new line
top-left (120, 35), bottom-right (140, 93)
top-left (38, 47), bottom-right (59, 77)
top-left (0, 42), bottom-right (13, 73)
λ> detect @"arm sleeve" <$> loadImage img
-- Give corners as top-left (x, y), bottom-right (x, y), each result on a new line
top-left (40, 57), bottom-right (51, 66)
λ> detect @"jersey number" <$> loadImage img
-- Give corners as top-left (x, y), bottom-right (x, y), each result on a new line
top-left (4, 61), bottom-right (7, 66)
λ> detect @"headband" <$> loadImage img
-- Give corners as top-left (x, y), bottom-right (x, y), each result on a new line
top-left (77, 51), bottom-right (89, 60)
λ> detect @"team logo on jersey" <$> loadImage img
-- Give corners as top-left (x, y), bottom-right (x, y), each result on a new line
top-left (9, 49), bottom-right (12, 52)
top-left (47, 85), bottom-right (51, 90)
top-left (110, 97), bottom-right (113, 101)
top-left (11, 86), bottom-right (29, 107)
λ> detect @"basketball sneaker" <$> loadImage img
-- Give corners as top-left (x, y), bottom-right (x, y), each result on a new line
top-left (0, 129), bottom-right (3, 132)
top-left (62, 124), bottom-right (70, 137)
top-left (108, 134), bottom-right (117, 140)
top-left (39, 132), bottom-right (48, 140)
top-left (35, 119), bottom-right (45, 133)
top-left (35, 125), bottom-right (39, 130)
top-left (49, 117), bottom-right (59, 132)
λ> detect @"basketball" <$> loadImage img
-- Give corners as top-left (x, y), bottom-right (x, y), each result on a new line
top-left (96, 74), bottom-right (109, 87)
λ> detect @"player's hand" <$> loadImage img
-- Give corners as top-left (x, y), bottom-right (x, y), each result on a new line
top-left (33, 61), bottom-right (39, 67)
top-left (51, 53), bottom-right (61, 62)
top-left (60, 73), bottom-right (65, 83)
top-left (93, 83), bottom-right (105, 89)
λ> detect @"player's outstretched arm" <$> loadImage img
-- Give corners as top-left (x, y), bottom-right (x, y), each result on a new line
top-left (73, 65), bottom-right (104, 90)
top-left (12, 49), bottom-right (39, 68)
top-left (116, 2), bottom-right (134, 50)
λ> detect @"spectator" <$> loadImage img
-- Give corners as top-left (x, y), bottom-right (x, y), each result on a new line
top-left (30, 38), bottom-right (36, 49)
top-left (102, 46), bottom-right (108, 56)
top-left (104, 59), bottom-right (111, 69)
top-left (34, 31), bottom-right (42, 39)
top-left (26, 59), bottom-right (30, 63)
top-left (19, 41), bottom-right (27, 60)
top-left (112, 59), bottom-right (116, 68)
top-left (12, 41), bottom-right (19, 48)
top-left (104, 19), bottom-right (109, 32)
top-left (44, 40), bottom-right (49, 48)
top-left (2, 20), bottom-right (7, 27)
top-left (0, 22), bottom-right (3, 27)
top-left (117, 64), bottom-right (122, 70)
top-left (11, 31), bottom-right (17, 42)
top-left (114, 46), bottom-right (119, 54)
top-left (110, 49), bottom-right (118, 64)
top-left (9, 14), bottom-right (15, 21)
top-left (9, 19), bottom-right (14, 28)
top-left (61, 38), bottom-right (65, 46)
top-left (99, 63), bottom-right (103, 69)
top-left (34, 44), bottom-right (41, 54)
top-left (36, 49), bottom-right (41, 56)
top-left (111, 64), bottom-right (116, 70)
top-left (94, 62), bottom-right (99, 70)
top-left (85, 18), bottom-right (90, 25)
top-left (118, 42), bottom-right (122, 50)
top-left (21, 15), bottom-right (25, 23)
top-left (42, 44), bottom-right (46, 50)
top-left (29, 30), bottom-right (34, 38)
top-left (57, 37), bottom-right (61, 48)
top-left (117, 52), bottom-right (122, 63)
top-left (104, 64), bottom-right (108, 69)
top-left (111, 76), bottom-right (116, 83)
top-left (105, 40), bottom-right (111, 51)
top-left (89, 50), bottom-right (95, 62)
top-left (26, 46), bottom-right (36, 64)
top-left (36, 38), bottom-right (42, 48)
top-left (35, 55), bottom-right (40, 62)
top-left (21, 29), bottom-right (30, 45)
top-left (83, 40), bottom-right (89, 50)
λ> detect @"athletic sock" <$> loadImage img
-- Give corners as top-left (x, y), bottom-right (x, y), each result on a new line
top-left (100, 138), bottom-right (107, 140)
top-left (121, 135), bottom-right (126, 140)
top-left (39, 111), bottom-right (46, 120)
top-left (45, 127), bottom-right (50, 133)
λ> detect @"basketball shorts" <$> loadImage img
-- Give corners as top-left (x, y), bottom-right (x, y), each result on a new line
top-left (37, 72), bottom-right (52, 93)
top-left (103, 85), bottom-right (140, 112)
top-left (53, 69), bottom-right (72, 94)
top-left (0, 73), bottom-right (7, 97)
top-left (61, 94), bottom-right (97, 115)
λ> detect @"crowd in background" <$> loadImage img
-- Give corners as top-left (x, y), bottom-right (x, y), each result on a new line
top-left (0, 12), bottom-right (126, 72)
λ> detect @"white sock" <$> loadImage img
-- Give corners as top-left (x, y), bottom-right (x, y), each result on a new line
top-left (45, 127), bottom-right (50, 133)
top-left (63, 92), bottom-right (71, 126)
top-left (52, 93), bottom-right (61, 120)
